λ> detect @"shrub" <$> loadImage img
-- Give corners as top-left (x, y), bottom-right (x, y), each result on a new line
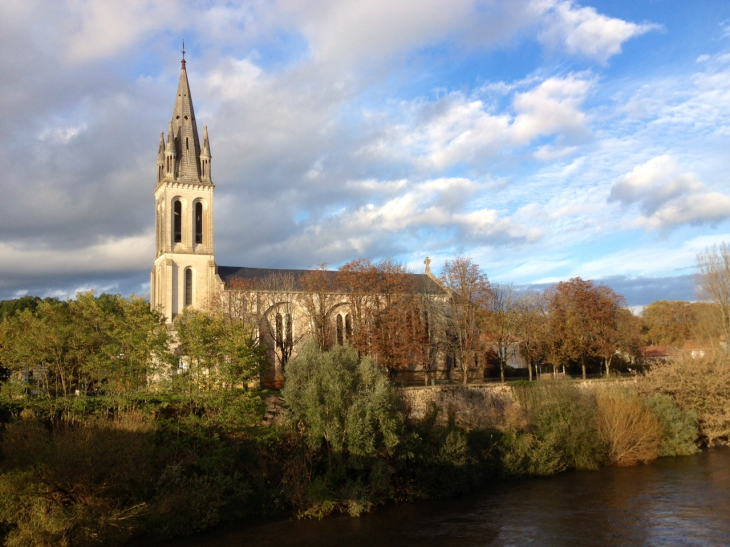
top-left (645, 394), bottom-right (699, 457)
top-left (281, 343), bottom-right (404, 516)
top-left (641, 354), bottom-right (730, 445)
top-left (595, 386), bottom-right (662, 466)
top-left (512, 381), bottom-right (604, 471)
top-left (500, 431), bottom-right (564, 478)
top-left (0, 415), bottom-right (157, 546)
top-left (282, 342), bottom-right (403, 457)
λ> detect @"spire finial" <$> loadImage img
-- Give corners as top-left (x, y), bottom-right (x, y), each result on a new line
top-left (181, 39), bottom-right (186, 68)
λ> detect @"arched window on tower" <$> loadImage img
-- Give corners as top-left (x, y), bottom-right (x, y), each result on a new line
top-left (173, 200), bottom-right (182, 243)
top-left (285, 313), bottom-right (293, 347)
top-left (345, 314), bottom-right (352, 342)
top-left (336, 314), bottom-right (344, 346)
top-left (195, 202), bottom-right (203, 245)
top-left (184, 268), bottom-right (193, 308)
top-left (275, 313), bottom-right (284, 350)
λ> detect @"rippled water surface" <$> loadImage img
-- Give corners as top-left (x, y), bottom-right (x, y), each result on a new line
top-left (177, 448), bottom-right (730, 547)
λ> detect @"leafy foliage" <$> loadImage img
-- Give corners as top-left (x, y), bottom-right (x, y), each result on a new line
top-left (645, 394), bottom-right (699, 457)
top-left (641, 354), bottom-right (730, 445)
top-left (282, 342), bottom-right (402, 457)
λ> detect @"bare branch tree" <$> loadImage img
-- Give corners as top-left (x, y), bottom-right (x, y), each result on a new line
top-left (485, 283), bottom-right (520, 383)
top-left (696, 242), bottom-right (730, 352)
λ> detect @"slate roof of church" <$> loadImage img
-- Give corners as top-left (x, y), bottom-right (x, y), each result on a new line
top-left (217, 266), bottom-right (445, 294)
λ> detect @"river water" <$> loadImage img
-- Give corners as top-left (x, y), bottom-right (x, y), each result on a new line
top-left (178, 448), bottom-right (730, 547)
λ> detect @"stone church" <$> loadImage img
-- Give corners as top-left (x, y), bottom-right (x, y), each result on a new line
top-left (150, 57), bottom-right (451, 384)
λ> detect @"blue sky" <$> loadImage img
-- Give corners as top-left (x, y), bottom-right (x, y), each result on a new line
top-left (2, 0), bottom-right (730, 305)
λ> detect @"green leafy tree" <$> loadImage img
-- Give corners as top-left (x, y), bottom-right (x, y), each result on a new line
top-left (282, 342), bottom-right (402, 457)
top-left (175, 308), bottom-right (266, 393)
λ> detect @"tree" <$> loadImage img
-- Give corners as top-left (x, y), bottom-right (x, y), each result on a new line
top-left (338, 259), bottom-right (428, 379)
top-left (515, 290), bottom-right (550, 381)
top-left (641, 300), bottom-right (695, 347)
top-left (696, 242), bottom-right (730, 351)
top-left (440, 257), bottom-right (491, 384)
top-left (485, 283), bottom-right (520, 382)
top-left (281, 342), bottom-right (402, 456)
top-left (260, 272), bottom-right (305, 377)
top-left (175, 308), bottom-right (265, 393)
top-left (549, 278), bottom-right (624, 379)
top-left (299, 264), bottom-right (341, 352)
top-left (0, 292), bottom-right (169, 398)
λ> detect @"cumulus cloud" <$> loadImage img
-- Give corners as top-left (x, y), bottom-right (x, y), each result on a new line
top-left (539, 1), bottom-right (659, 63)
top-left (0, 0), bottom-right (714, 302)
top-left (368, 73), bottom-right (593, 171)
top-left (609, 156), bottom-right (730, 229)
top-left (219, 177), bottom-right (541, 270)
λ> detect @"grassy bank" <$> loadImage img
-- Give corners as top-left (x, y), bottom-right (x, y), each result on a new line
top-left (0, 345), bottom-right (725, 546)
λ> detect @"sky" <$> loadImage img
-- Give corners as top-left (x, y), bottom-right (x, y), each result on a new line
top-left (2, 0), bottom-right (730, 306)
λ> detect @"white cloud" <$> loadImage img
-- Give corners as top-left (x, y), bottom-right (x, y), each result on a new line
top-left (609, 156), bottom-right (730, 230)
top-left (64, 0), bottom-right (179, 62)
top-left (38, 124), bottom-right (87, 144)
top-left (511, 74), bottom-right (593, 141)
top-left (371, 73), bottom-right (593, 170)
top-left (540, 1), bottom-right (659, 63)
top-left (0, 234), bottom-right (153, 277)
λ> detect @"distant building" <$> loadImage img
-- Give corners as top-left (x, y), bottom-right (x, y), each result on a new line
top-left (639, 345), bottom-right (673, 364)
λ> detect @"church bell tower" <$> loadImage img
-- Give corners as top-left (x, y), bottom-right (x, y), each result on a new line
top-left (150, 51), bottom-right (217, 322)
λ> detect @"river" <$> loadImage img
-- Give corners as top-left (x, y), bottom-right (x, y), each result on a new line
top-left (174, 448), bottom-right (730, 547)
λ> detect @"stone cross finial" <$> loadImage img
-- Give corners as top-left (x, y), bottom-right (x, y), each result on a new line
top-left (424, 257), bottom-right (431, 274)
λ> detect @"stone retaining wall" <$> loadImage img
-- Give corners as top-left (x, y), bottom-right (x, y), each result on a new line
top-left (399, 383), bottom-right (517, 429)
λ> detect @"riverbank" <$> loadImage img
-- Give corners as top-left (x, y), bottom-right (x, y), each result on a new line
top-left (164, 447), bottom-right (730, 547)
top-left (0, 346), bottom-right (726, 546)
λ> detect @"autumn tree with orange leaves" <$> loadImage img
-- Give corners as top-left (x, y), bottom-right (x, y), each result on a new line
top-left (338, 259), bottom-right (430, 379)
top-left (548, 278), bottom-right (628, 378)
top-left (299, 264), bottom-right (341, 352)
top-left (440, 257), bottom-right (492, 384)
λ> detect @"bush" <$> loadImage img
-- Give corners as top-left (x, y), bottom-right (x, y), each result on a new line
top-left (511, 381), bottom-right (604, 471)
top-left (595, 386), bottom-right (662, 466)
top-left (281, 343), bottom-right (404, 516)
top-left (500, 430), bottom-right (564, 478)
top-left (641, 355), bottom-right (730, 445)
top-left (282, 343), bottom-right (403, 457)
top-left (645, 394), bottom-right (699, 457)
top-left (0, 413), bottom-right (158, 546)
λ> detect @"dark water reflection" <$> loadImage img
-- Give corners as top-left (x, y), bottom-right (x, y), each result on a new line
top-left (177, 448), bottom-right (730, 547)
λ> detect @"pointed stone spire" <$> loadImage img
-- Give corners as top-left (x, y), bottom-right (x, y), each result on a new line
top-left (164, 120), bottom-right (176, 179)
top-left (156, 132), bottom-right (165, 184)
top-left (200, 124), bottom-right (212, 181)
top-left (202, 125), bottom-right (211, 156)
top-left (157, 132), bottom-right (165, 160)
top-left (170, 56), bottom-right (202, 182)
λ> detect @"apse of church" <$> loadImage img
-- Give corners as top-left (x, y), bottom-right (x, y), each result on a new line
top-left (150, 55), bottom-right (217, 322)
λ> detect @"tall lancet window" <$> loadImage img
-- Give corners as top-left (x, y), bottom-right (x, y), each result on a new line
top-left (184, 268), bottom-right (193, 308)
top-left (195, 202), bottom-right (203, 245)
top-left (173, 200), bottom-right (182, 243)
top-left (336, 315), bottom-right (344, 346)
